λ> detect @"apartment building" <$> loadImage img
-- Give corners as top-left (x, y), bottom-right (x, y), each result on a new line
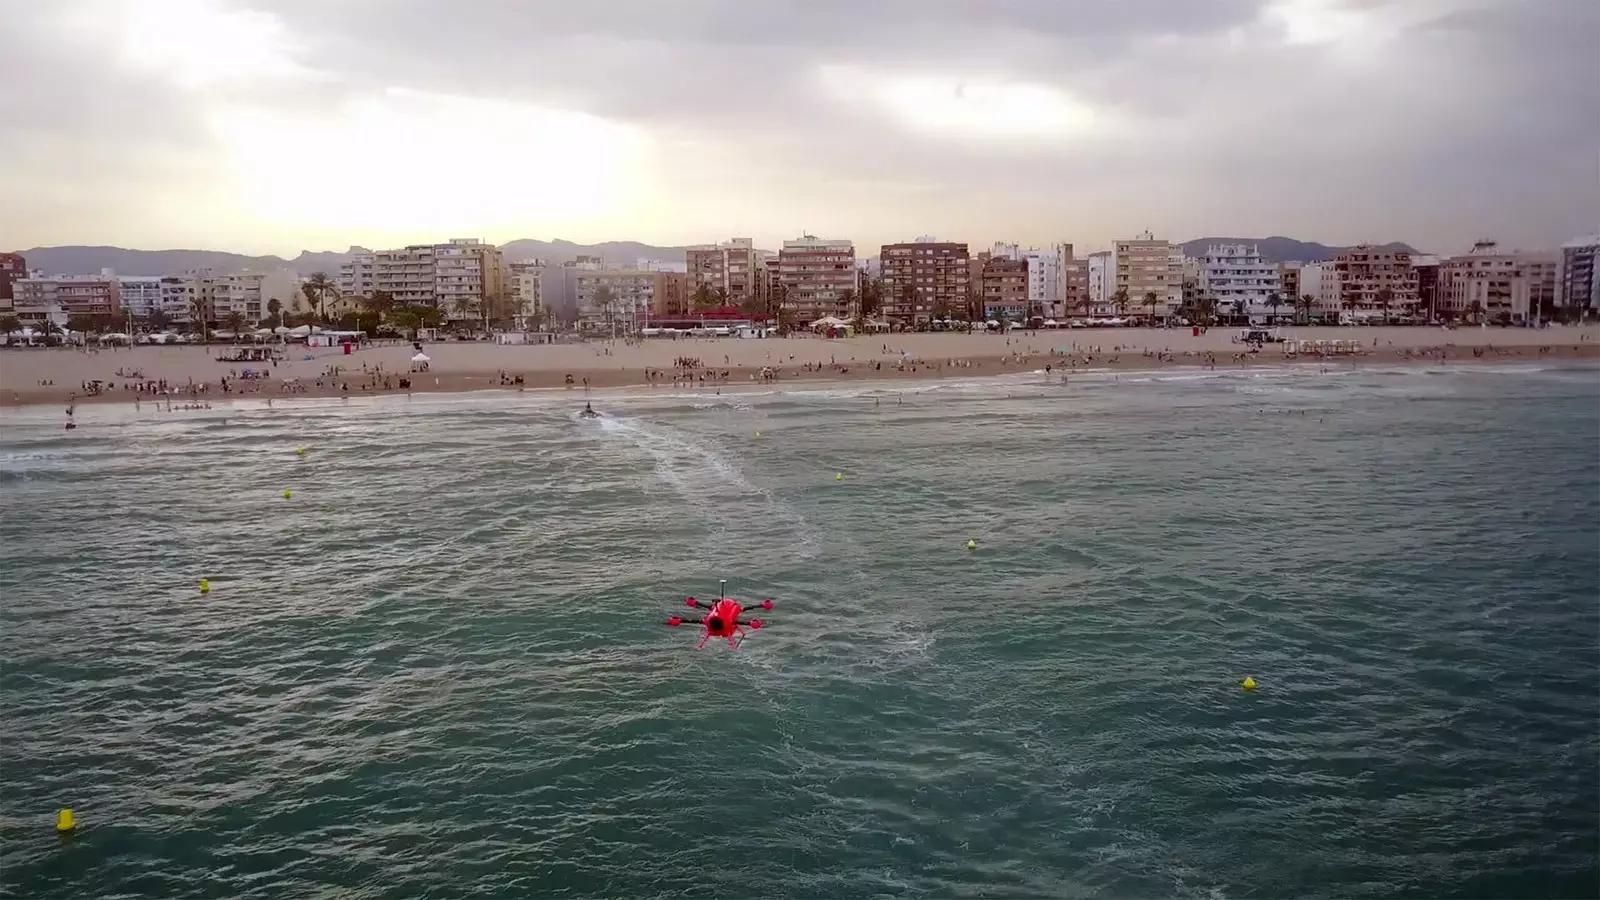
top-left (373, 245), bottom-right (438, 307)
top-left (979, 256), bottom-right (1028, 320)
top-left (652, 272), bottom-right (690, 317)
top-left (1061, 256), bottom-right (1091, 318)
top-left (1088, 254), bottom-right (1108, 307)
top-left (1412, 255), bottom-right (1440, 319)
top-left (685, 238), bottom-right (763, 303)
top-left (1196, 244), bottom-right (1284, 321)
top-left (507, 260), bottom-right (545, 325)
top-left (776, 236), bottom-right (857, 322)
top-left (879, 237), bottom-right (970, 325)
top-left (1279, 264), bottom-right (1300, 308)
top-left (1559, 235), bottom-right (1598, 312)
top-left (338, 252), bottom-right (377, 298)
top-left (575, 270), bottom-right (679, 330)
top-left (1439, 241), bottom-right (1558, 323)
top-left (1111, 231), bottom-right (1183, 318)
top-left (118, 276), bottom-right (163, 319)
top-left (212, 271), bottom-right (300, 325)
top-left (435, 238), bottom-right (504, 320)
top-left (1321, 244), bottom-right (1418, 320)
top-left (368, 238), bottom-right (503, 320)
top-left (14, 272), bottom-right (121, 326)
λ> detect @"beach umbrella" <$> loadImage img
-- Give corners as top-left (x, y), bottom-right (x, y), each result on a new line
top-left (411, 352), bottom-right (430, 363)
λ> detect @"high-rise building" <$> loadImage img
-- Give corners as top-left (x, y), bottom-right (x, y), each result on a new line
top-left (370, 238), bottom-right (503, 320)
top-left (652, 272), bottom-right (690, 318)
top-left (1111, 231), bottom-right (1183, 319)
top-left (1196, 244), bottom-right (1284, 322)
top-left (979, 256), bottom-right (1028, 321)
top-left (338, 252), bottom-right (377, 298)
top-left (685, 238), bottom-right (763, 304)
top-left (986, 242), bottom-right (1066, 318)
top-left (776, 236), bottom-right (857, 323)
top-left (1439, 241), bottom-right (1558, 323)
top-left (1559, 235), bottom-right (1599, 314)
top-left (879, 237), bottom-right (970, 325)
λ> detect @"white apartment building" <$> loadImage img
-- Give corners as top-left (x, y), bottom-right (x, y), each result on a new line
top-left (1111, 231), bottom-right (1183, 318)
top-left (212, 271), bottom-right (300, 325)
top-left (1088, 254), bottom-right (1108, 307)
top-left (338, 252), bottom-right (376, 298)
top-left (118, 277), bottom-right (163, 319)
top-left (374, 245), bottom-right (437, 307)
top-left (1439, 240), bottom-right (1558, 323)
top-left (367, 239), bottom-right (504, 321)
top-left (1196, 244), bottom-right (1284, 322)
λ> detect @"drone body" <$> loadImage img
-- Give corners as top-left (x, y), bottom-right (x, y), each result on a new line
top-left (667, 582), bottom-right (772, 648)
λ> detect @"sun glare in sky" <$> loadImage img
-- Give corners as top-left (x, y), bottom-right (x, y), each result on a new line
top-left (210, 89), bottom-right (657, 247)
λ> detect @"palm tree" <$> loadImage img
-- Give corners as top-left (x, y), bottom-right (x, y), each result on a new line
top-left (188, 296), bottom-right (210, 341)
top-left (1298, 294), bottom-right (1317, 325)
top-left (691, 283), bottom-right (714, 311)
top-left (1466, 300), bottom-right (1484, 325)
top-left (148, 310), bottom-right (171, 332)
top-left (1267, 292), bottom-right (1283, 324)
top-left (306, 272), bottom-right (334, 321)
top-left (1077, 296), bottom-right (1094, 322)
top-left (266, 298), bottom-right (282, 330)
top-left (1142, 290), bottom-right (1158, 324)
top-left (223, 311), bottom-right (246, 336)
top-left (1111, 287), bottom-right (1129, 319)
top-left (593, 285), bottom-right (617, 334)
top-left (450, 295), bottom-right (476, 330)
top-left (1232, 299), bottom-right (1247, 325)
top-left (363, 289), bottom-right (395, 320)
top-left (1375, 287), bottom-right (1394, 325)
top-left (300, 282), bottom-right (322, 323)
top-left (0, 314), bottom-right (19, 336)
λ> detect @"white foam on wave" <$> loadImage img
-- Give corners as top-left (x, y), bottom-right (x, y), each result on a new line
top-left (593, 415), bottom-right (821, 558)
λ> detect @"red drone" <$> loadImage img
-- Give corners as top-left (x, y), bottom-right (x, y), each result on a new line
top-left (666, 580), bottom-right (772, 649)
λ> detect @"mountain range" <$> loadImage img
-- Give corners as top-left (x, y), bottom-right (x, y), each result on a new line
top-left (10, 237), bottom-right (1419, 277)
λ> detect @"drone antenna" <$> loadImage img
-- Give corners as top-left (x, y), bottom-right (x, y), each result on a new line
top-left (719, 579), bottom-right (727, 601)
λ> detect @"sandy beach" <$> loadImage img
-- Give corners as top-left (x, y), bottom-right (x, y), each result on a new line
top-left (4, 325), bottom-right (1597, 408)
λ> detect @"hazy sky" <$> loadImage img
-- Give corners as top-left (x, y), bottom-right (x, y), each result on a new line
top-left (2, 0), bottom-right (1596, 257)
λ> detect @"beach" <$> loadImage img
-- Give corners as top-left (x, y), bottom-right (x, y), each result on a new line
top-left (3, 325), bottom-right (1597, 407)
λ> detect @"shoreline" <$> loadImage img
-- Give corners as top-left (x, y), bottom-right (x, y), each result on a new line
top-left (6, 341), bottom-right (1595, 410)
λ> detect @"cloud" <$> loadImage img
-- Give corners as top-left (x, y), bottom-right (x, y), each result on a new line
top-left (0, 0), bottom-right (1594, 257)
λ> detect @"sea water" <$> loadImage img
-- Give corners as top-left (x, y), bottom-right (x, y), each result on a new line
top-left (1, 362), bottom-right (1597, 898)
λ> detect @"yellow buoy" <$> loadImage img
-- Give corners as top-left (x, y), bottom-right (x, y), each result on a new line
top-left (296, 447), bottom-right (305, 456)
top-left (835, 472), bottom-right (843, 481)
top-left (283, 489), bottom-right (292, 499)
top-left (967, 540), bottom-right (977, 551)
top-left (754, 431), bottom-right (761, 439)
top-left (56, 809), bottom-right (75, 833)
top-left (198, 578), bottom-right (210, 594)
top-left (1242, 676), bottom-right (1257, 691)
